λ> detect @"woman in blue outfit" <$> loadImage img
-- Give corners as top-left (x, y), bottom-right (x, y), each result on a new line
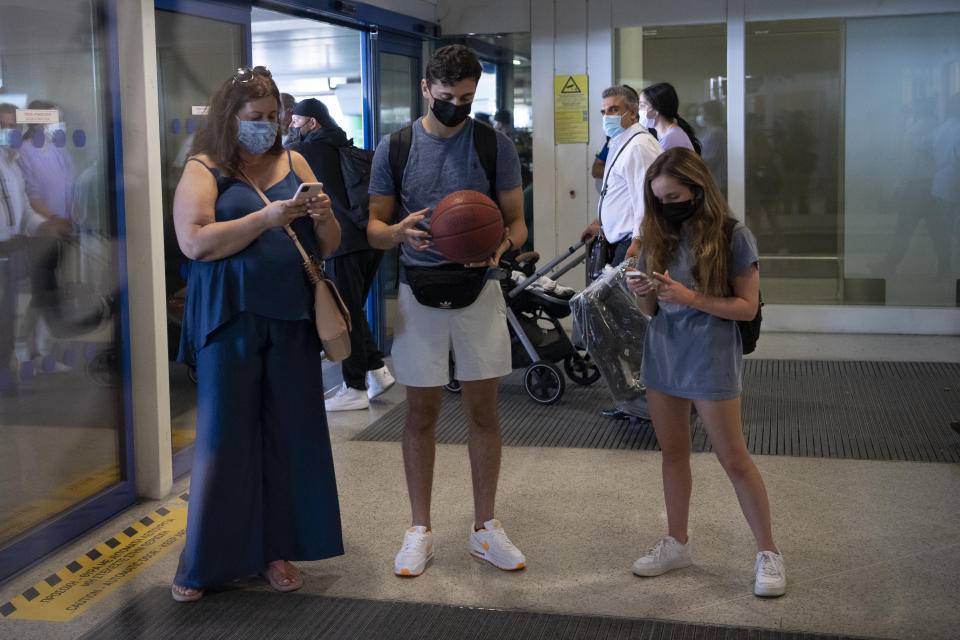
top-left (625, 148), bottom-right (786, 597)
top-left (170, 66), bottom-right (343, 602)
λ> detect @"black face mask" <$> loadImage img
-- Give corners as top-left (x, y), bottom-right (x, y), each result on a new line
top-left (430, 96), bottom-right (472, 128)
top-left (662, 200), bottom-right (697, 226)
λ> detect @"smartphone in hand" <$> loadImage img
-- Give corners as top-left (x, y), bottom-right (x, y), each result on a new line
top-left (294, 182), bottom-right (324, 201)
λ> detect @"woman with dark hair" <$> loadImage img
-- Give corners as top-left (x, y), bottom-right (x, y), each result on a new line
top-left (639, 83), bottom-right (702, 155)
top-left (170, 66), bottom-right (343, 602)
top-left (624, 147), bottom-right (785, 597)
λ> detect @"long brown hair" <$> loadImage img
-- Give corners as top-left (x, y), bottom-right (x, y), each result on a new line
top-left (190, 67), bottom-right (282, 177)
top-left (640, 147), bottom-right (736, 297)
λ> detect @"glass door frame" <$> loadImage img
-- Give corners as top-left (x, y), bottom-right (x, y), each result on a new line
top-left (154, 0), bottom-right (251, 479)
top-left (368, 31), bottom-right (423, 352)
top-left (0, 0), bottom-right (138, 584)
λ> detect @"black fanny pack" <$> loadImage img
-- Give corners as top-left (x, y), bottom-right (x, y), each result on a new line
top-left (405, 264), bottom-right (488, 309)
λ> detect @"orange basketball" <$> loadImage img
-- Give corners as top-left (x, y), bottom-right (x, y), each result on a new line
top-left (430, 190), bottom-right (504, 264)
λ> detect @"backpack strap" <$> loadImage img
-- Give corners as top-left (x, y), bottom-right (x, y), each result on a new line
top-left (388, 124), bottom-right (414, 199)
top-left (471, 119), bottom-right (499, 196)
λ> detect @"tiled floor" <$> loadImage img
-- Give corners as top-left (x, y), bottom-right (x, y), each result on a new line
top-left (1, 333), bottom-right (959, 639)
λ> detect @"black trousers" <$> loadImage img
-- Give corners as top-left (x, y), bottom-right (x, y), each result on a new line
top-left (324, 249), bottom-right (385, 390)
top-left (610, 236), bottom-right (633, 268)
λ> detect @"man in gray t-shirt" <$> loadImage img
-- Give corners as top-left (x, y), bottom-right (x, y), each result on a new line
top-left (367, 44), bottom-right (528, 578)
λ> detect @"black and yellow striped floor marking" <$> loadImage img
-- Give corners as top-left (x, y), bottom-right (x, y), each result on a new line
top-left (0, 494), bottom-right (190, 622)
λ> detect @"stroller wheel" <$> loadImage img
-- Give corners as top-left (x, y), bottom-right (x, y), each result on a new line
top-left (563, 350), bottom-right (601, 385)
top-left (523, 360), bottom-right (565, 405)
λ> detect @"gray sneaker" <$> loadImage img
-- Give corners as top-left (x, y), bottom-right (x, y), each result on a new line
top-left (632, 535), bottom-right (692, 577)
top-left (753, 550), bottom-right (786, 597)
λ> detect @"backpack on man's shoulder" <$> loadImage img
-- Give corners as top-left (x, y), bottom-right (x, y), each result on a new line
top-left (336, 141), bottom-right (375, 229)
top-left (387, 119), bottom-right (499, 199)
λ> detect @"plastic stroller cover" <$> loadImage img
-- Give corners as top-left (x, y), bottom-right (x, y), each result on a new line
top-left (570, 263), bottom-right (650, 405)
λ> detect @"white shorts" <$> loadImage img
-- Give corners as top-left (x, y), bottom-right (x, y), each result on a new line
top-left (392, 280), bottom-right (511, 387)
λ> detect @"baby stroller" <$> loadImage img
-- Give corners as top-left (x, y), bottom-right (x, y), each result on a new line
top-left (446, 242), bottom-right (601, 404)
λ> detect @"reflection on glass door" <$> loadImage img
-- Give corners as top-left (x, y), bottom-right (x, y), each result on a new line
top-left (745, 19), bottom-right (843, 304)
top-left (0, 0), bottom-right (133, 581)
top-left (374, 40), bottom-right (422, 348)
top-left (155, 9), bottom-right (244, 471)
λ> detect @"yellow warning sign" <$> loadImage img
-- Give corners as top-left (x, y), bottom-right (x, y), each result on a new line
top-left (560, 76), bottom-right (583, 94)
top-left (0, 496), bottom-right (189, 622)
top-left (554, 74), bottom-right (589, 144)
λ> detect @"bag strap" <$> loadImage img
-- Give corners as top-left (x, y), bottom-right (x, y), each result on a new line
top-left (472, 119), bottom-right (499, 197)
top-left (598, 130), bottom-right (644, 225)
top-left (388, 125), bottom-right (414, 200)
top-left (237, 168), bottom-right (324, 286)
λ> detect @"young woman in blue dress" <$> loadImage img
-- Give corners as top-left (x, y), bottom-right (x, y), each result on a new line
top-left (625, 147), bottom-right (785, 597)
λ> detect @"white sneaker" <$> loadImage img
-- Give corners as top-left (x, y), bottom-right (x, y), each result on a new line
top-left (753, 550), bottom-right (787, 597)
top-left (632, 535), bottom-right (692, 577)
top-left (470, 519), bottom-right (526, 570)
top-left (366, 366), bottom-right (395, 399)
top-left (394, 526), bottom-right (434, 576)
top-left (325, 382), bottom-right (369, 411)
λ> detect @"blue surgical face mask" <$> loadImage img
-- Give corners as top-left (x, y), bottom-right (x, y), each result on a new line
top-left (603, 114), bottom-right (625, 138)
top-left (236, 119), bottom-right (278, 154)
top-left (0, 128), bottom-right (16, 147)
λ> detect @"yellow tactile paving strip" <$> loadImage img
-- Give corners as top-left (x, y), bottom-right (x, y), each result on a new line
top-left (0, 494), bottom-right (189, 622)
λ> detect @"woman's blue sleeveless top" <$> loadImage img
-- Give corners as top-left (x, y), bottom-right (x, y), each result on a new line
top-left (177, 152), bottom-right (320, 367)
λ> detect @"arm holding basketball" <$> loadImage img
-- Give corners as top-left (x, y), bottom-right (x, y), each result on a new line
top-left (367, 194), bottom-right (431, 251)
top-left (464, 185), bottom-right (527, 267)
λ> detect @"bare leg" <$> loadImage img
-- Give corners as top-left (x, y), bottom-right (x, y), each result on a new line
top-left (403, 385), bottom-right (444, 529)
top-left (646, 389), bottom-right (694, 543)
top-left (694, 396), bottom-right (778, 552)
top-left (460, 378), bottom-right (502, 528)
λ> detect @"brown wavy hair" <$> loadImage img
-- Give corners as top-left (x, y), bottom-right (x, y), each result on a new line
top-left (189, 67), bottom-right (282, 177)
top-left (640, 147), bottom-right (736, 298)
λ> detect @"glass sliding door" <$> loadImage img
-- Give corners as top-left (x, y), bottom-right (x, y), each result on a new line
top-left (745, 19), bottom-right (844, 305)
top-left (616, 24), bottom-right (727, 192)
top-left (843, 13), bottom-right (960, 307)
top-left (0, 0), bottom-right (134, 582)
top-left (372, 33), bottom-right (423, 351)
top-left (154, 6), bottom-right (246, 476)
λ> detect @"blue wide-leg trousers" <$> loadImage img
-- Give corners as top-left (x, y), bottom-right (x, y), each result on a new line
top-left (174, 312), bottom-right (343, 589)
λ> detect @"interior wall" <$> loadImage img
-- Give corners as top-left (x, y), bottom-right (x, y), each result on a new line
top-left (437, 0), bottom-right (531, 35)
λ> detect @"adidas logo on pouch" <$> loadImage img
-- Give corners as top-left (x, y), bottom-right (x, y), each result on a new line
top-left (439, 300), bottom-right (453, 308)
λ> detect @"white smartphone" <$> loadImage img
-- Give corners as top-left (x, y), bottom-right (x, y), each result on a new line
top-left (293, 182), bottom-right (324, 201)
top-left (625, 270), bottom-right (652, 280)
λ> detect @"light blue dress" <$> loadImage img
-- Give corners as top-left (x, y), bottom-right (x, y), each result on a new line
top-left (640, 222), bottom-right (758, 400)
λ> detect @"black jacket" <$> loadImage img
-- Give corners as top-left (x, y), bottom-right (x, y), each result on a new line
top-left (287, 127), bottom-right (370, 258)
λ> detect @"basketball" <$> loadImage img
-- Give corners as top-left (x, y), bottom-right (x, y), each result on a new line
top-left (430, 190), bottom-right (504, 264)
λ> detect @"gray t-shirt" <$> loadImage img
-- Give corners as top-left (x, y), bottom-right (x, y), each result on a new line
top-left (639, 222), bottom-right (759, 400)
top-left (368, 117), bottom-right (522, 272)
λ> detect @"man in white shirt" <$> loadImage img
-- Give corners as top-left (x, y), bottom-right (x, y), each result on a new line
top-left (581, 85), bottom-right (663, 267)
top-left (1, 103), bottom-right (44, 384)
top-left (580, 86), bottom-right (662, 420)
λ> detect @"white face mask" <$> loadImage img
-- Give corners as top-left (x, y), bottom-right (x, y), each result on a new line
top-left (602, 114), bottom-right (626, 138)
top-left (641, 111), bottom-right (657, 129)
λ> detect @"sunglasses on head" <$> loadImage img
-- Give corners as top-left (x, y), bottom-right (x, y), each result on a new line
top-left (232, 66), bottom-right (272, 84)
